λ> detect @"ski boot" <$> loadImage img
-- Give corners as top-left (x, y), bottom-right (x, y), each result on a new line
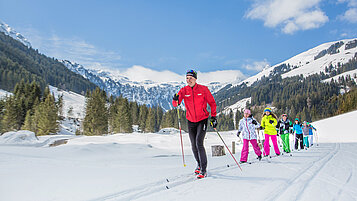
top-left (257, 155), bottom-right (262, 161)
top-left (197, 171), bottom-right (207, 179)
top-left (194, 166), bottom-right (201, 175)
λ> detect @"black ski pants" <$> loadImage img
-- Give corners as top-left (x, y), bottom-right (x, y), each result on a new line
top-left (295, 134), bottom-right (304, 150)
top-left (187, 118), bottom-right (208, 172)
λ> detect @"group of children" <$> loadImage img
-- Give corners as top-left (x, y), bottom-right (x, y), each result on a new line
top-left (237, 107), bottom-right (317, 163)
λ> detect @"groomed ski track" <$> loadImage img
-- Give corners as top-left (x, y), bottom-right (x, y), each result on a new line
top-left (88, 142), bottom-right (357, 201)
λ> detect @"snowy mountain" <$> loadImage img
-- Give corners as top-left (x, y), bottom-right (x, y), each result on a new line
top-left (220, 38), bottom-right (357, 115)
top-left (62, 60), bottom-right (244, 111)
top-left (0, 20), bottom-right (31, 47)
top-left (237, 38), bottom-right (357, 87)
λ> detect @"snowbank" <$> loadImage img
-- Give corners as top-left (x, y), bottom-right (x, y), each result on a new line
top-left (313, 110), bottom-right (357, 143)
top-left (157, 128), bottom-right (180, 134)
top-left (0, 130), bottom-right (38, 145)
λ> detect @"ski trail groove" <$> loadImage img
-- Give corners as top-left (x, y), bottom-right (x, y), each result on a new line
top-left (87, 163), bottom-right (240, 201)
top-left (265, 143), bottom-right (339, 201)
top-left (293, 143), bottom-right (340, 201)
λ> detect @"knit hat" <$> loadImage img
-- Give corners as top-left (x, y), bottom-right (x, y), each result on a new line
top-left (264, 107), bottom-right (272, 113)
top-left (186, 69), bottom-right (197, 79)
top-left (295, 118), bottom-right (299, 122)
top-left (243, 109), bottom-right (251, 115)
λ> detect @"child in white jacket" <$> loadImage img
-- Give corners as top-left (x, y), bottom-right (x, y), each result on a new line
top-left (237, 109), bottom-right (262, 163)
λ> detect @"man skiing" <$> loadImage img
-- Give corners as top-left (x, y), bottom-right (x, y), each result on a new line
top-left (293, 118), bottom-right (304, 150)
top-left (237, 109), bottom-right (262, 163)
top-left (276, 114), bottom-right (293, 153)
top-left (260, 107), bottom-right (280, 156)
top-left (172, 69), bottom-right (217, 179)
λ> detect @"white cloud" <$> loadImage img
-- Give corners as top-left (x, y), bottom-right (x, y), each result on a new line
top-left (243, 59), bottom-right (270, 71)
top-left (245, 0), bottom-right (328, 34)
top-left (338, 0), bottom-right (357, 23)
top-left (198, 70), bottom-right (247, 85)
top-left (21, 27), bottom-right (122, 69)
top-left (105, 65), bottom-right (246, 85)
top-left (117, 65), bottom-right (183, 83)
top-left (340, 8), bottom-right (357, 23)
top-left (338, 0), bottom-right (357, 7)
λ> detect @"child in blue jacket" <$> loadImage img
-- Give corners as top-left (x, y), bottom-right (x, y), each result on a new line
top-left (293, 118), bottom-right (304, 150)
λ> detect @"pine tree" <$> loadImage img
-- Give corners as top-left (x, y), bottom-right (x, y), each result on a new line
top-left (33, 93), bottom-right (59, 135)
top-left (22, 110), bottom-right (35, 131)
top-left (83, 87), bottom-right (108, 135)
top-left (1, 96), bottom-right (21, 131)
top-left (145, 107), bottom-right (156, 133)
top-left (155, 106), bottom-right (163, 131)
top-left (120, 98), bottom-right (133, 133)
top-left (130, 102), bottom-right (139, 125)
top-left (138, 105), bottom-right (148, 132)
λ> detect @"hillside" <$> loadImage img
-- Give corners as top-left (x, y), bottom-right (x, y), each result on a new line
top-left (216, 39), bottom-right (357, 122)
top-left (0, 31), bottom-right (97, 94)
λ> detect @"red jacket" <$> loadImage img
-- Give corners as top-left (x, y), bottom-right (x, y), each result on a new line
top-left (172, 84), bottom-right (217, 122)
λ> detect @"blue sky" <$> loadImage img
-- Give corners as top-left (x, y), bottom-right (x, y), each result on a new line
top-left (1, 0), bottom-right (357, 77)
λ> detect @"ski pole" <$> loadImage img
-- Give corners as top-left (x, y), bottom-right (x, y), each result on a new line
top-left (213, 128), bottom-right (242, 171)
top-left (176, 107), bottom-right (186, 167)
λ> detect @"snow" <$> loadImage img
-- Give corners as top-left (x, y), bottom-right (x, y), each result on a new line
top-left (0, 130), bottom-right (38, 145)
top-left (0, 89), bottom-right (12, 99)
top-left (313, 110), bottom-right (357, 143)
top-left (0, 19), bottom-right (32, 47)
top-left (222, 97), bottom-right (251, 115)
top-left (49, 85), bottom-right (85, 119)
top-left (281, 38), bottom-right (357, 79)
top-left (322, 69), bottom-right (357, 84)
top-left (157, 128), bottom-right (182, 134)
top-left (234, 38), bottom-right (357, 87)
top-left (1, 110), bottom-right (357, 200)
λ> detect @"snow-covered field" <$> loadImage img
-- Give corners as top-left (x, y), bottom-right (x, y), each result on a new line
top-left (1, 111), bottom-right (357, 201)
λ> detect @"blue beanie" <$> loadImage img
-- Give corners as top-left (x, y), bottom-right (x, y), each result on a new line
top-left (264, 107), bottom-right (272, 113)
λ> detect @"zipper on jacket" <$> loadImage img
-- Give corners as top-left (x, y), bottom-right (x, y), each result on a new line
top-left (192, 87), bottom-right (197, 121)
top-left (246, 118), bottom-right (251, 140)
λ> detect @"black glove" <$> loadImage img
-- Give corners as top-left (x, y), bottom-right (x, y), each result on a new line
top-left (237, 131), bottom-right (241, 137)
top-left (252, 120), bottom-right (257, 125)
top-left (173, 93), bottom-right (179, 101)
top-left (269, 120), bottom-right (274, 124)
top-left (259, 126), bottom-right (264, 130)
top-left (210, 116), bottom-right (218, 128)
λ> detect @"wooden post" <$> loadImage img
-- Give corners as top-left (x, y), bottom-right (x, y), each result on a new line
top-left (232, 141), bottom-right (235, 154)
top-left (211, 145), bottom-right (225, 156)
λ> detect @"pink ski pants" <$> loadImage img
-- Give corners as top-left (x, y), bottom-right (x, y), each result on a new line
top-left (240, 139), bottom-right (262, 162)
top-left (263, 134), bottom-right (281, 156)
